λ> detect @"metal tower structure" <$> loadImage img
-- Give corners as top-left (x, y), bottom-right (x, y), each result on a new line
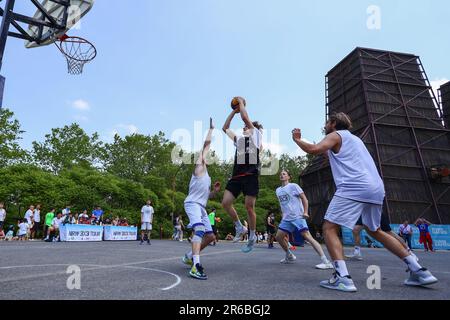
top-left (440, 81), bottom-right (450, 129)
top-left (301, 48), bottom-right (450, 226)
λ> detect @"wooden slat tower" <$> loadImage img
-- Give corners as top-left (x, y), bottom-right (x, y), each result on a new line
top-left (300, 48), bottom-right (450, 226)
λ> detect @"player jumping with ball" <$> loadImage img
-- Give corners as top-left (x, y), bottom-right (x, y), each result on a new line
top-left (222, 97), bottom-right (263, 253)
top-left (182, 118), bottom-right (221, 280)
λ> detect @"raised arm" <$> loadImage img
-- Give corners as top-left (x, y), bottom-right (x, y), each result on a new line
top-left (292, 129), bottom-right (341, 155)
top-left (194, 118), bottom-right (214, 177)
top-left (236, 97), bottom-right (254, 130)
top-left (222, 110), bottom-right (238, 143)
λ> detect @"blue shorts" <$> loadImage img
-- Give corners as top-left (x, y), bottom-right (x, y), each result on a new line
top-left (278, 218), bottom-right (309, 234)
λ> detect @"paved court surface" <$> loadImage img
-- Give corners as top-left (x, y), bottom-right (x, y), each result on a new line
top-left (0, 240), bottom-right (449, 300)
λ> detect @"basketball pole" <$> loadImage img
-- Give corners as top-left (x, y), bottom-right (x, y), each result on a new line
top-left (0, 0), bottom-right (16, 110)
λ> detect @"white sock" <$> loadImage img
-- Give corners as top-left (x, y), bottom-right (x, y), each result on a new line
top-left (334, 260), bottom-right (350, 277)
top-left (354, 246), bottom-right (361, 255)
top-left (321, 255), bottom-right (330, 264)
top-left (186, 250), bottom-right (193, 259)
top-left (193, 255), bottom-right (200, 266)
top-left (404, 255), bottom-right (422, 272)
top-left (249, 230), bottom-right (256, 241)
top-left (234, 220), bottom-right (243, 229)
top-left (287, 249), bottom-right (293, 256)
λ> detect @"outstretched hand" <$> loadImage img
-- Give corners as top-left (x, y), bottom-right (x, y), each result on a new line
top-left (292, 128), bottom-right (302, 142)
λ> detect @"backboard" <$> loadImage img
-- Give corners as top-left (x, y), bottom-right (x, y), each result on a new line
top-left (25, 0), bottom-right (95, 48)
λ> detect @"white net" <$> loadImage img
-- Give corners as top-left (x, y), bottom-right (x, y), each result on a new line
top-left (56, 36), bottom-right (97, 75)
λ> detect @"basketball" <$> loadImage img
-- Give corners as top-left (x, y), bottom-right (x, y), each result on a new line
top-left (231, 97), bottom-right (246, 112)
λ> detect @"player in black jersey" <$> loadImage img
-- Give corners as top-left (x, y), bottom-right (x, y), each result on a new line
top-left (221, 97), bottom-right (263, 253)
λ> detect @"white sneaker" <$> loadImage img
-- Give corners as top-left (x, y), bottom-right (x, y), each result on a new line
top-left (280, 254), bottom-right (297, 264)
top-left (404, 268), bottom-right (438, 286)
top-left (320, 272), bottom-right (358, 292)
top-left (345, 253), bottom-right (363, 261)
top-left (316, 262), bottom-right (334, 270)
top-left (410, 251), bottom-right (419, 262)
top-left (233, 227), bottom-right (248, 243)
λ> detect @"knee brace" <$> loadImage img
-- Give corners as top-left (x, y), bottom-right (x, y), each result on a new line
top-left (192, 225), bottom-right (206, 243)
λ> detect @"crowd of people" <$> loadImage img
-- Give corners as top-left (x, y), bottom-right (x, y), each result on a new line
top-left (0, 203), bottom-right (132, 242)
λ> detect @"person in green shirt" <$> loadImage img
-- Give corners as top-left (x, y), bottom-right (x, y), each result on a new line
top-left (208, 209), bottom-right (217, 246)
top-left (43, 208), bottom-right (55, 241)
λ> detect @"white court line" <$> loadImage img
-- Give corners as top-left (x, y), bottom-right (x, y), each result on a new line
top-left (0, 263), bottom-right (181, 291)
top-left (0, 249), bottom-right (239, 288)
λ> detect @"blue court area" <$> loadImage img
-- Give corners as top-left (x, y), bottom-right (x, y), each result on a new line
top-left (0, 240), bottom-right (449, 300)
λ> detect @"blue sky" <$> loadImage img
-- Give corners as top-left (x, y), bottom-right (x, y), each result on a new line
top-left (2, 0), bottom-right (449, 160)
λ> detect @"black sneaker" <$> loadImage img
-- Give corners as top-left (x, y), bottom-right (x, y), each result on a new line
top-left (189, 264), bottom-right (208, 280)
top-left (147, 239), bottom-right (151, 245)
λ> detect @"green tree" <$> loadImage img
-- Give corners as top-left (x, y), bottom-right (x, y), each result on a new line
top-left (0, 108), bottom-right (28, 168)
top-left (104, 132), bottom-right (176, 182)
top-left (32, 123), bottom-right (104, 173)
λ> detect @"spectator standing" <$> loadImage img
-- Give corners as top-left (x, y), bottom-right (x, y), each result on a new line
top-left (24, 205), bottom-right (34, 225)
top-left (140, 199), bottom-right (154, 245)
top-left (0, 202), bottom-right (6, 231)
top-left (266, 212), bottom-right (276, 248)
top-left (43, 209), bottom-right (55, 241)
top-left (399, 221), bottom-right (413, 250)
top-left (31, 204), bottom-right (41, 240)
top-left (208, 208), bottom-right (217, 246)
top-left (174, 215), bottom-right (184, 241)
top-left (62, 205), bottom-right (71, 217)
top-left (415, 218), bottom-right (434, 252)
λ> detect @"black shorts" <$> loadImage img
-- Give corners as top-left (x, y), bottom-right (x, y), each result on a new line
top-left (0, 221), bottom-right (4, 230)
top-left (267, 227), bottom-right (276, 235)
top-left (32, 222), bottom-right (40, 232)
top-left (356, 213), bottom-right (391, 232)
top-left (212, 225), bottom-right (218, 235)
top-left (225, 174), bottom-right (259, 199)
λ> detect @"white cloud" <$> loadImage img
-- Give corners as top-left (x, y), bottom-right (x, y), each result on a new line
top-left (72, 99), bottom-right (90, 111)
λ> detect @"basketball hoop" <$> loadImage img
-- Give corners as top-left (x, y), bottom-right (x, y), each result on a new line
top-left (55, 35), bottom-right (97, 75)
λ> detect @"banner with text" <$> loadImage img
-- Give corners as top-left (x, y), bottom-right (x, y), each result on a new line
top-left (60, 225), bottom-right (104, 242)
top-left (342, 225), bottom-right (450, 250)
top-left (104, 226), bottom-right (138, 241)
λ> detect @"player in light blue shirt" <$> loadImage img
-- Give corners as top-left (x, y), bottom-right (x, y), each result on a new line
top-left (276, 170), bottom-right (333, 270)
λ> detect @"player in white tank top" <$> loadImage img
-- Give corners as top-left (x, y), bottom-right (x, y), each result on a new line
top-left (183, 118), bottom-right (221, 281)
top-left (292, 112), bottom-right (437, 292)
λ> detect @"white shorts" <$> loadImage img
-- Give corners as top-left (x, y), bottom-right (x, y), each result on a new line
top-left (325, 196), bottom-right (382, 232)
top-left (184, 202), bottom-right (213, 233)
top-left (141, 222), bottom-right (152, 231)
